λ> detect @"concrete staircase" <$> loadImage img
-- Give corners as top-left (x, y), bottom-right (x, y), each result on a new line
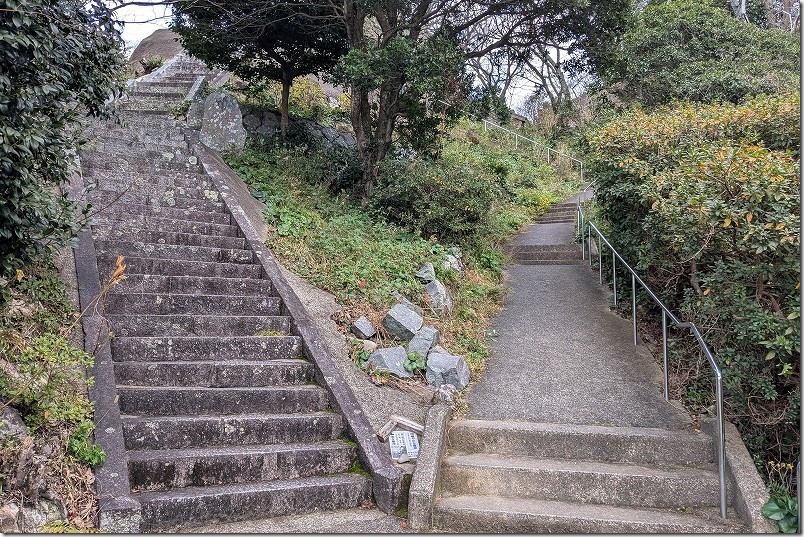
top-left (504, 202), bottom-right (582, 265)
top-left (432, 420), bottom-right (745, 533)
top-left (79, 57), bottom-right (370, 531)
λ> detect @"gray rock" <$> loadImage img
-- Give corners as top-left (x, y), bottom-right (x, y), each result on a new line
top-left (415, 262), bottom-right (436, 283)
top-left (426, 352), bottom-right (470, 390)
top-left (368, 346), bottom-right (412, 378)
top-left (242, 113), bottom-right (262, 131)
top-left (21, 498), bottom-right (65, 533)
top-left (350, 315), bottom-right (376, 339)
top-left (392, 291), bottom-right (423, 315)
top-left (448, 246), bottom-right (463, 258)
top-left (199, 92), bottom-right (247, 152)
top-left (361, 339), bottom-right (378, 353)
top-left (407, 325), bottom-right (440, 358)
top-left (0, 405), bottom-right (28, 440)
top-left (0, 502), bottom-right (20, 533)
top-left (431, 345), bottom-right (448, 355)
top-left (382, 304), bottom-right (423, 341)
top-left (443, 253), bottom-right (463, 274)
top-left (432, 383), bottom-right (459, 405)
top-left (186, 99), bottom-right (204, 130)
top-left (425, 279), bottom-right (453, 315)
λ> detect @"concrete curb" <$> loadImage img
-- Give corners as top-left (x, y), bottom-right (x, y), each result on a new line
top-left (408, 404), bottom-right (452, 530)
top-left (190, 138), bottom-right (405, 514)
top-left (68, 159), bottom-right (142, 532)
top-left (701, 417), bottom-right (777, 532)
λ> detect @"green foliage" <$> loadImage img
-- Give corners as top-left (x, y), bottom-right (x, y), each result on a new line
top-left (67, 419), bottom-right (105, 468)
top-left (0, 0), bottom-right (125, 274)
top-left (599, 0), bottom-right (800, 107)
top-left (762, 494), bottom-right (799, 533)
top-left (403, 352), bottom-right (427, 374)
top-left (240, 77), bottom-right (348, 124)
top-left (587, 93), bottom-right (800, 492)
top-left (138, 56), bottom-right (164, 74)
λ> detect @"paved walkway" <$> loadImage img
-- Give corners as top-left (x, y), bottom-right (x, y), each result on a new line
top-left (466, 197), bottom-right (693, 429)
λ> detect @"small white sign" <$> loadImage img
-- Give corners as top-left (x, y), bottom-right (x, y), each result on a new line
top-left (388, 430), bottom-right (420, 461)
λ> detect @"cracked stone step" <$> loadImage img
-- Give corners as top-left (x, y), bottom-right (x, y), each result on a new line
top-left (90, 202), bottom-right (231, 225)
top-left (82, 169), bottom-right (208, 188)
top-left (89, 184), bottom-right (222, 205)
top-left (84, 138), bottom-right (189, 155)
top-left (128, 441), bottom-right (358, 492)
top-left (114, 358), bottom-right (313, 388)
top-left (94, 230), bottom-right (245, 251)
top-left (97, 255), bottom-right (263, 279)
top-left (88, 190), bottom-right (226, 213)
top-left (447, 421), bottom-right (715, 467)
top-left (117, 385), bottom-right (330, 416)
top-left (110, 335), bottom-right (302, 362)
top-left (117, 99), bottom-right (181, 112)
top-left (106, 313), bottom-right (291, 337)
top-left (116, 107), bottom-right (174, 117)
top-left (122, 412), bottom-right (344, 450)
top-left (91, 214), bottom-right (240, 237)
top-left (127, 90), bottom-right (186, 99)
top-left (105, 293), bottom-right (283, 316)
top-left (441, 453), bottom-right (723, 509)
top-left (109, 274), bottom-right (272, 296)
top-left (432, 495), bottom-right (744, 533)
top-left (135, 474), bottom-right (372, 532)
top-left (82, 155), bottom-right (201, 174)
top-left (95, 240), bottom-right (253, 265)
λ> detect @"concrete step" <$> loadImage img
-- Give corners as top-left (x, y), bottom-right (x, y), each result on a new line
top-left (96, 240), bottom-right (252, 265)
top-left (127, 89), bottom-right (186, 99)
top-left (83, 129), bottom-right (186, 145)
top-left (128, 441), bottom-right (357, 492)
top-left (105, 293), bottom-right (282, 316)
top-left (508, 246), bottom-right (582, 261)
top-left (106, 314), bottom-right (290, 337)
top-left (130, 81), bottom-right (194, 91)
top-left (89, 183), bottom-right (221, 204)
top-left (116, 107), bottom-right (174, 118)
top-left (98, 255), bottom-right (263, 279)
top-left (95, 230), bottom-right (244, 251)
top-left (135, 474), bottom-right (372, 532)
top-left (82, 154), bottom-right (201, 174)
top-left (110, 335), bottom-right (301, 362)
top-left (89, 189), bottom-right (225, 213)
top-left (110, 274), bottom-right (272, 297)
top-left (432, 495), bottom-right (744, 533)
top-left (91, 203), bottom-right (231, 225)
top-left (114, 359), bottom-right (314, 388)
top-left (441, 453), bottom-right (722, 509)
top-left (447, 421), bottom-right (715, 467)
top-left (513, 258), bottom-right (583, 265)
top-left (122, 412), bottom-right (344, 450)
top-left (92, 214), bottom-right (240, 237)
top-left (117, 99), bottom-right (180, 112)
top-left (117, 385), bottom-right (330, 416)
top-left (84, 138), bottom-right (188, 155)
top-left (536, 217), bottom-right (577, 224)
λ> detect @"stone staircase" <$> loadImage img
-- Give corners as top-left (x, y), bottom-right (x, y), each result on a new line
top-left (432, 420), bottom-right (744, 533)
top-left (79, 57), bottom-right (371, 531)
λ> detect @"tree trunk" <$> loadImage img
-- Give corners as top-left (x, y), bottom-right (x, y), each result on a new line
top-left (280, 70), bottom-right (291, 138)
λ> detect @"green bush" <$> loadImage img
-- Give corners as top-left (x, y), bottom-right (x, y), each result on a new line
top-left (0, 0), bottom-right (125, 274)
top-left (587, 93), bottom-right (800, 492)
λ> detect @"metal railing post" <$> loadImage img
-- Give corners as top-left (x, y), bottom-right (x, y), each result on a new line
top-left (797, 460), bottom-right (801, 533)
top-left (547, 148), bottom-right (551, 164)
top-left (632, 273), bottom-right (638, 346)
top-left (715, 371), bottom-right (727, 519)
top-left (598, 230), bottom-right (603, 284)
top-left (612, 251), bottom-right (617, 306)
top-left (588, 228), bottom-right (593, 267)
top-left (581, 210), bottom-right (586, 261)
top-left (662, 310), bottom-right (669, 401)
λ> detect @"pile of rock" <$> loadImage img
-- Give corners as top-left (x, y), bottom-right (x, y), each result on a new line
top-left (350, 252), bottom-right (470, 392)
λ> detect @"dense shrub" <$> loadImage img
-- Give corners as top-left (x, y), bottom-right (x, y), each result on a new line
top-left (587, 93), bottom-right (800, 490)
top-left (599, 0), bottom-right (800, 107)
top-left (0, 0), bottom-right (125, 274)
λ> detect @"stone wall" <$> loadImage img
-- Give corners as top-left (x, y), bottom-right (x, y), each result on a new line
top-left (239, 104), bottom-right (356, 148)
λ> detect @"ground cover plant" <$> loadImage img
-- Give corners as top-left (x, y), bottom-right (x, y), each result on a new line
top-left (586, 92), bottom-right (800, 512)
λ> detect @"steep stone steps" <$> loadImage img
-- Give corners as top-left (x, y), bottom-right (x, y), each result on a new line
top-left (135, 475), bottom-right (372, 532)
top-left (128, 441), bottom-right (358, 492)
top-left (117, 385), bottom-right (329, 416)
top-left (105, 313), bottom-right (291, 337)
top-left (114, 359), bottom-right (314, 388)
top-left (78, 54), bottom-right (374, 532)
top-left (433, 495), bottom-right (743, 534)
top-left (110, 335), bottom-right (301, 362)
top-left (105, 293), bottom-right (283, 316)
top-left (432, 419), bottom-right (743, 533)
top-left (121, 412), bottom-right (345, 450)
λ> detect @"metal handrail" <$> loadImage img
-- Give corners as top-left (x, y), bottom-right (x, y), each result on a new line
top-left (577, 202), bottom-right (728, 519)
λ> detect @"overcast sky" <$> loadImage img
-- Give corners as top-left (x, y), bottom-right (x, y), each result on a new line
top-left (116, 3), bottom-right (172, 56)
